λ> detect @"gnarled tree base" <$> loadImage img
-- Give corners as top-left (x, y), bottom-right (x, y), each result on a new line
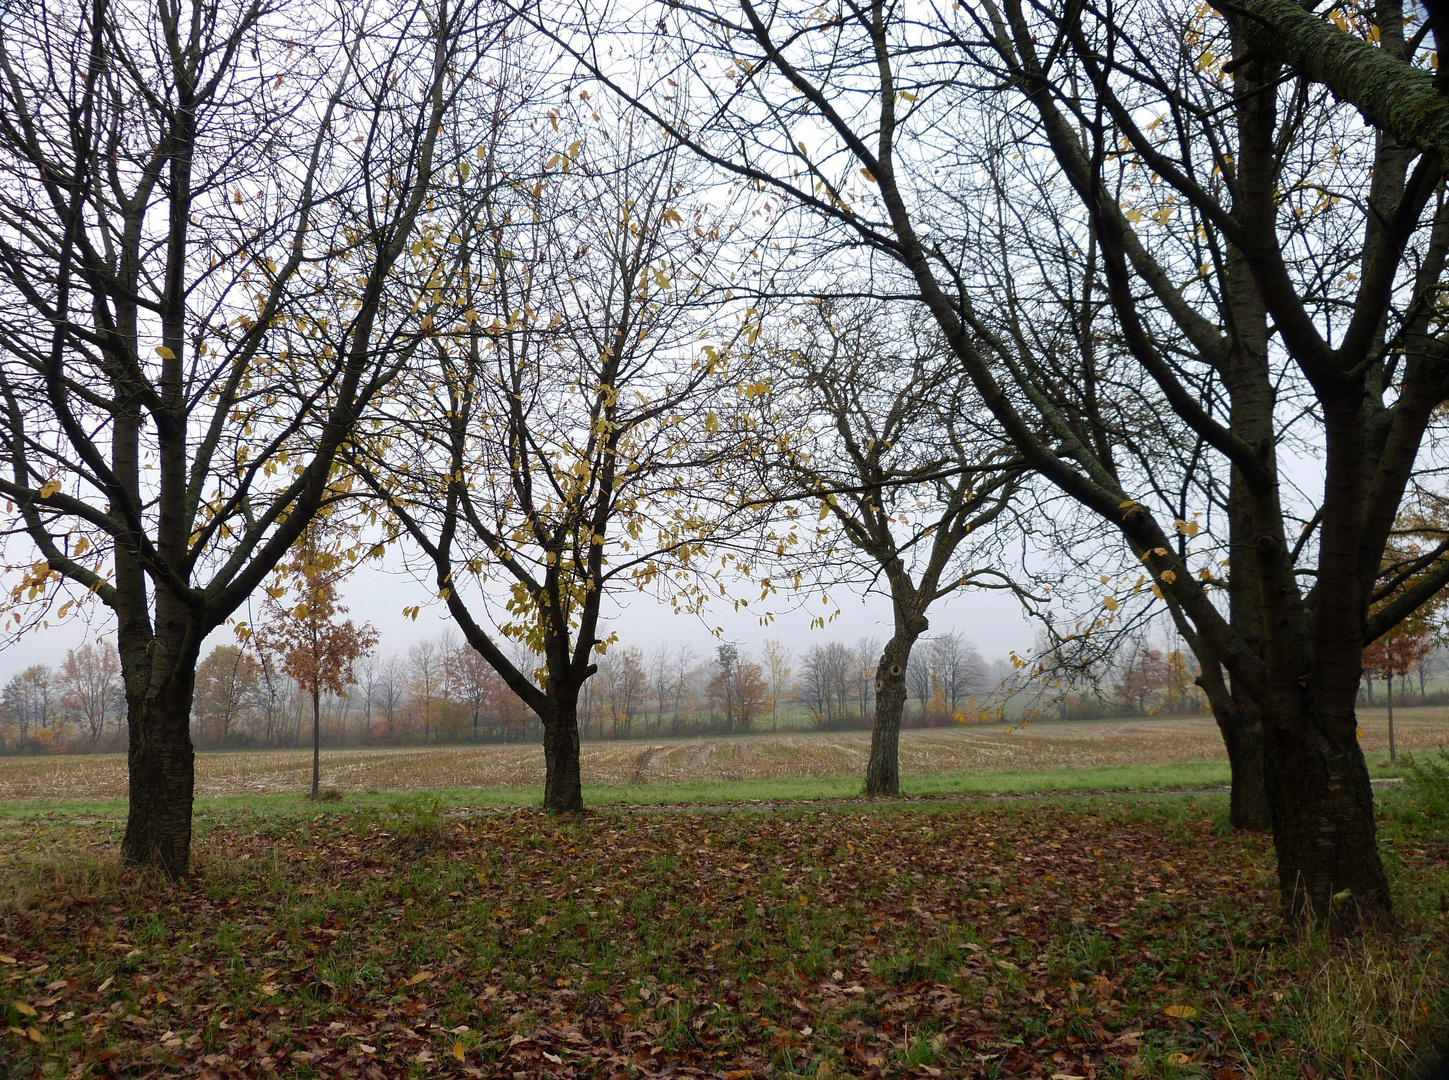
top-left (1265, 717), bottom-right (1392, 930)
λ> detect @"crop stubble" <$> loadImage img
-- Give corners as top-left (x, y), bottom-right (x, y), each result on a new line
top-left (0, 711), bottom-right (1445, 802)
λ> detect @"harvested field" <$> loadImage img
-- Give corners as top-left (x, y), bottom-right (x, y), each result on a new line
top-left (1, 708), bottom-right (1445, 802)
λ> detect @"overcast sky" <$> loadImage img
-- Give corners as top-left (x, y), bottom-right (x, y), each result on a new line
top-left (0, 551), bottom-right (1041, 682)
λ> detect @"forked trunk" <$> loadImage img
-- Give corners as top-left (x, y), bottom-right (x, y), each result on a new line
top-left (119, 634), bottom-right (200, 879)
top-left (542, 707), bottom-right (583, 811)
top-left (865, 632), bottom-right (920, 797)
top-left (1263, 698), bottom-right (1391, 929)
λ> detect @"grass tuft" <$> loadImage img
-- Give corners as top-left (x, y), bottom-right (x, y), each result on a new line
top-left (1273, 929), bottom-right (1448, 1080)
top-left (1404, 747), bottom-right (1449, 820)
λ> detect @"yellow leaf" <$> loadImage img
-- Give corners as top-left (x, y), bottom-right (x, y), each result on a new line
top-left (453, 1042), bottom-right (466, 1062)
top-left (859, 167), bottom-right (877, 183)
top-left (1160, 570), bottom-right (1177, 584)
top-left (544, 153), bottom-right (561, 169)
top-left (1150, 584), bottom-right (1164, 599)
top-left (408, 971), bottom-right (433, 985)
top-left (1163, 1004), bottom-right (1197, 1019)
top-left (459, 160), bottom-right (471, 182)
top-left (899, 90), bottom-right (917, 101)
top-left (704, 410), bottom-right (719, 433)
top-left (155, 346), bottom-right (176, 360)
top-left (13, 1001), bottom-right (37, 1017)
top-left (1168, 1052), bottom-right (1191, 1065)
top-left (38, 480), bottom-right (60, 499)
top-left (1102, 596), bottom-right (1119, 611)
top-left (1124, 208), bottom-right (1143, 223)
top-left (1356, 726), bottom-right (1364, 739)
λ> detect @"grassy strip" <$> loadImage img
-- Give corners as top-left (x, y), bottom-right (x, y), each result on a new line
top-left (0, 753), bottom-right (1415, 821)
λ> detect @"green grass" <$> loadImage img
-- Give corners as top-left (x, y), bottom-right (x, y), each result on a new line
top-left (3, 792), bottom-right (1446, 1079)
top-left (0, 754), bottom-right (1413, 822)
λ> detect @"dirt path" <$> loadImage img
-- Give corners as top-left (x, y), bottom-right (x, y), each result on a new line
top-left (0, 709), bottom-right (1444, 801)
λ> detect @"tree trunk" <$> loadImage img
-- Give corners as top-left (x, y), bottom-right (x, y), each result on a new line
top-left (1387, 690), bottom-right (1396, 763)
top-left (542, 708), bottom-right (583, 811)
top-left (119, 635), bottom-right (199, 879)
top-left (311, 686), bottom-right (322, 797)
top-left (1211, 699), bottom-right (1270, 830)
top-left (865, 632), bottom-right (919, 797)
top-left (1263, 699), bottom-right (1392, 929)
top-left (1222, 712), bottom-right (1270, 831)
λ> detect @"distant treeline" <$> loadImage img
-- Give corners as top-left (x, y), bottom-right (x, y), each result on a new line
top-left (12, 626), bottom-right (1374, 754)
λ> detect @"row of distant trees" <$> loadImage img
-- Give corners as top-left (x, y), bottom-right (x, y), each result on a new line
top-left (13, 626), bottom-right (1449, 754)
top-left (2, 628), bottom-right (1273, 753)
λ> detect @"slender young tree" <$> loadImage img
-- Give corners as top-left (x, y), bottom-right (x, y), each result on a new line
top-left (0, 0), bottom-right (498, 874)
top-left (760, 638), bottom-right (792, 731)
top-left (258, 526), bottom-right (377, 796)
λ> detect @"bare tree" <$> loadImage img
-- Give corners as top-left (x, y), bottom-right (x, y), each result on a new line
top-left (0, 664), bottom-right (54, 747)
top-left (905, 645), bottom-right (933, 721)
top-left (760, 638), bottom-right (793, 731)
top-left (349, 92), bottom-right (758, 809)
top-left (584, 0), bottom-right (1449, 927)
top-left (932, 633), bottom-right (988, 719)
top-left (648, 644), bottom-right (673, 735)
top-left (669, 645), bottom-right (697, 736)
top-left (59, 640), bottom-right (122, 749)
top-left (407, 640), bottom-right (445, 744)
top-left (378, 655), bottom-right (408, 745)
top-left (753, 301), bottom-right (1026, 793)
top-left (354, 652), bottom-right (381, 737)
top-left (852, 637), bottom-right (879, 722)
top-left (0, 0), bottom-right (499, 874)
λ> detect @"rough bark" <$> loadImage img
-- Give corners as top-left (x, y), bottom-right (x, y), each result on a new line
top-left (118, 629), bottom-right (200, 878)
top-left (542, 709), bottom-right (584, 812)
top-left (865, 630), bottom-right (921, 796)
top-left (1262, 695), bottom-right (1390, 929)
top-left (1216, 701), bottom-right (1270, 831)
